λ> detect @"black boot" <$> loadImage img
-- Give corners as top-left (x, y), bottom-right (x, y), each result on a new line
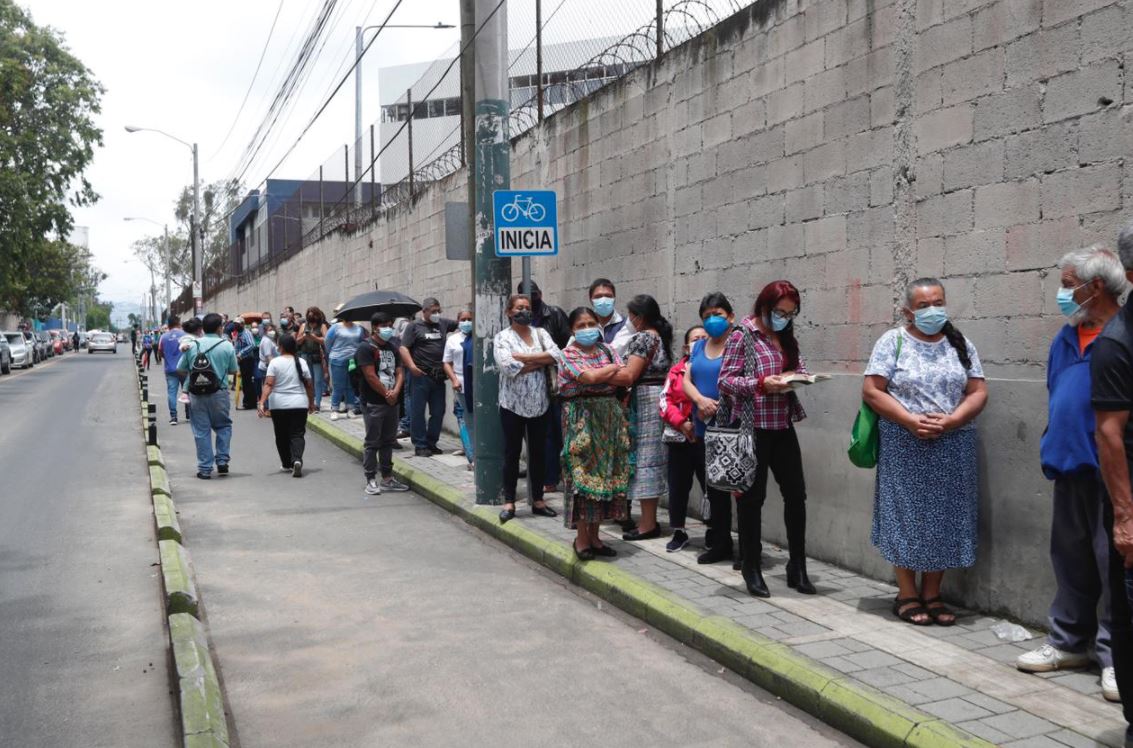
top-left (742, 563), bottom-right (770, 597)
top-left (786, 558), bottom-right (816, 595)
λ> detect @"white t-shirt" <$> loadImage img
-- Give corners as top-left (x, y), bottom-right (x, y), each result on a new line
top-left (442, 331), bottom-right (469, 389)
top-left (266, 355), bottom-right (311, 410)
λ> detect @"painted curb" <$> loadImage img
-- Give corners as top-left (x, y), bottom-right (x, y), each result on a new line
top-left (150, 464), bottom-right (171, 497)
top-left (169, 613), bottom-right (229, 747)
top-left (308, 416), bottom-right (995, 748)
top-left (147, 445), bottom-right (165, 467)
top-left (153, 492), bottom-right (184, 543)
top-left (159, 539), bottom-right (199, 618)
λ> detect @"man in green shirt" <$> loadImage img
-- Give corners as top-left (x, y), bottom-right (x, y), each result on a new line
top-left (177, 313), bottom-right (238, 479)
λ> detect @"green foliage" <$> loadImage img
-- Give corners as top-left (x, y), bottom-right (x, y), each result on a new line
top-left (86, 300), bottom-right (112, 331)
top-left (0, 0), bottom-right (104, 315)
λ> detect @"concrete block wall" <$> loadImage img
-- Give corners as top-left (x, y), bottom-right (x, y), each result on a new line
top-left (210, 0), bottom-right (1133, 625)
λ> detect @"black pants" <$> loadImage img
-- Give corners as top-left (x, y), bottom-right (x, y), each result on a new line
top-left (501, 407), bottom-right (547, 504)
top-left (1106, 503), bottom-right (1133, 735)
top-left (362, 400), bottom-right (399, 480)
top-left (270, 408), bottom-right (307, 468)
top-left (667, 441), bottom-right (705, 529)
top-left (239, 357), bottom-right (258, 409)
top-left (736, 427), bottom-right (807, 572)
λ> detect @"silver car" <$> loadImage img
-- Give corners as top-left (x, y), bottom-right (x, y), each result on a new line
top-left (87, 332), bottom-right (117, 354)
top-left (0, 336), bottom-right (10, 375)
top-left (3, 332), bottom-right (33, 368)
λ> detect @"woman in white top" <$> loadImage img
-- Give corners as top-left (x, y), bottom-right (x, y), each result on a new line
top-left (258, 333), bottom-right (315, 477)
top-left (442, 308), bottom-right (475, 467)
top-left (493, 293), bottom-right (561, 524)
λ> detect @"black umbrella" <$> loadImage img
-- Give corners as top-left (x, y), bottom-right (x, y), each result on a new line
top-left (335, 290), bottom-right (422, 322)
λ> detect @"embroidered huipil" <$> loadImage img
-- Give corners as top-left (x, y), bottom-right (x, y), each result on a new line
top-left (717, 316), bottom-right (807, 430)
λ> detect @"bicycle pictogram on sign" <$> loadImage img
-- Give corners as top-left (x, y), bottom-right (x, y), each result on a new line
top-left (493, 190), bottom-right (558, 257)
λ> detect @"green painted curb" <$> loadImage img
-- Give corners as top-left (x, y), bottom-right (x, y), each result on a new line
top-left (308, 419), bottom-right (996, 748)
top-left (159, 539), bottom-right (199, 617)
top-left (147, 445), bottom-right (164, 467)
top-left (149, 464), bottom-right (171, 497)
top-left (153, 492), bottom-right (183, 543)
top-left (169, 613), bottom-right (229, 746)
top-left (184, 735), bottom-right (229, 748)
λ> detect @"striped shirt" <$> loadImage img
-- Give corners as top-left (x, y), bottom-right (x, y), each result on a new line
top-left (717, 316), bottom-right (807, 430)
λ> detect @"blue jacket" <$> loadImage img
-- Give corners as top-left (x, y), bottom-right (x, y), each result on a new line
top-left (1040, 324), bottom-right (1099, 479)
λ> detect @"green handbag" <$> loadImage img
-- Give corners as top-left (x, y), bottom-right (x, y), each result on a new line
top-left (848, 333), bottom-right (902, 469)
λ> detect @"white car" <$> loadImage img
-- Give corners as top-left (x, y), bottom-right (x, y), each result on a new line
top-left (87, 332), bottom-right (117, 354)
top-left (2, 331), bottom-right (33, 368)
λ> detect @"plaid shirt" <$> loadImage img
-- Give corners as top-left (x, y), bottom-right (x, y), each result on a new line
top-left (717, 316), bottom-right (807, 430)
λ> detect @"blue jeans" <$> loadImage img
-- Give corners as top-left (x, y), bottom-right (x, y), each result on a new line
top-left (188, 390), bottom-right (232, 475)
top-left (454, 397), bottom-right (473, 463)
top-left (329, 359), bottom-right (357, 412)
top-left (399, 385), bottom-right (412, 432)
top-left (410, 373), bottom-right (445, 449)
top-left (165, 372), bottom-right (181, 420)
top-left (302, 354), bottom-right (326, 409)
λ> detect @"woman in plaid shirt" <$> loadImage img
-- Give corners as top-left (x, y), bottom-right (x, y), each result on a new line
top-left (718, 280), bottom-right (813, 598)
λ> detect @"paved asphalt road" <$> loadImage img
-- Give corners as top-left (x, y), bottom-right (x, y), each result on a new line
top-left (157, 389), bottom-right (861, 747)
top-left (0, 352), bottom-right (176, 746)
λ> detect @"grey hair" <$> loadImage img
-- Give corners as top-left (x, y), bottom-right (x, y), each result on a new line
top-left (1058, 245), bottom-right (1128, 298)
top-left (904, 277), bottom-right (945, 306)
top-left (1118, 219), bottom-right (1133, 270)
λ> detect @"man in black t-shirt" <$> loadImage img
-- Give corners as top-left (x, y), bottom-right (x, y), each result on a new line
top-left (399, 297), bottom-right (456, 456)
top-left (1091, 226), bottom-right (1133, 740)
top-left (357, 312), bottom-right (410, 496)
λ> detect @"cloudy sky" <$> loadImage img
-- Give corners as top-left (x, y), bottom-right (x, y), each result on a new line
top-left (19, 0), bottom-right (671, 317)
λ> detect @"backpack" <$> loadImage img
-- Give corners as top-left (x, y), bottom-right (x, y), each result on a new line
top-left (187, 340), bottom-right (224, 396)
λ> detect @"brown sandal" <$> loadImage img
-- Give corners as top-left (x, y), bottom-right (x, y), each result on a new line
top-left (893, 596), bottom-right (932, 626)
top-left (923, 597), bottom-right (957, 626)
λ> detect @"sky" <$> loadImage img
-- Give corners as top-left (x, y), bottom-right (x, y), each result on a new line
top-left (19, 0), bottom-right (678, 322)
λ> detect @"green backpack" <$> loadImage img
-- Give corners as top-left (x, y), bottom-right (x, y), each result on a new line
top-left (847, 333), bottom-right (902, 469)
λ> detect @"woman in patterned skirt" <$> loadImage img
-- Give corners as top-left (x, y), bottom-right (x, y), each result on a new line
top-left (559, 307), bottom-right (633, 560)
top-left (620, 294), bottom-right (674, 542)
top-left (863, 277), bottom-right (988, 626)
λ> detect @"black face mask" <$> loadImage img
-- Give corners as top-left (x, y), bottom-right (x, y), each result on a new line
top-left (512, 310), bottom-right (532, 326)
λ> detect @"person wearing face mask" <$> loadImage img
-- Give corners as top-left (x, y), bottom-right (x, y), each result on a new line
top-left (558, 306), bottom-right (636, 559)
top-left (718, 281), bottom-right (815, 597)
top-left (235, 318), bottom-right (259, 410)
top-left (493, 294), bottom-right (561, 523)
top-left (297, 306), bottom-right (330, 412)
top-left (588, 278), bottom-right (634, 357)
top-left (355, 312), bottom-right (412, 496)
top-left (519, 280), bottom-right (570, 496)
top-left (256, 323), bottom-right (278, 399)
top-left (325, 316), bottom-right (365, 420)
top-left (1015, 247), bottom-right (1124, 702)
top-left (684, 292), bottom-right (738, 564)
top-left (400, 298), bottom-right (457, 456)
top-left (659, 324), bottom-right (708, 553)
top-left (443, 309), bottom-right (475, 468)
top-left (862, 277), bottom-right (988, 624)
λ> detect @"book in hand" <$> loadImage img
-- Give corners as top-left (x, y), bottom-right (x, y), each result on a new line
top-left (784, 373), bottom-right (831, 390)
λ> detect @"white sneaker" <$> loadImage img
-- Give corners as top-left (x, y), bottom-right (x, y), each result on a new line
top-left (330, 412), bottom-right (340, 421)
top-left (1102, 666), bottom-right (1120, 702)
top-left (364, 479), bottom-right (381, 496)
top-left (1015, 644), bottom-right (1092, 673)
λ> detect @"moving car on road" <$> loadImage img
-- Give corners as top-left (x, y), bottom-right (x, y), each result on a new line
top-left (3, 332), bottom-right (34, 369)
top-left (87, 332), bottom-right (117, 354)
top-left (0, 336), bottom-right (10, 374)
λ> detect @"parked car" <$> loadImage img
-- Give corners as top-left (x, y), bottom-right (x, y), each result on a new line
top-left (37, 331), bottom-right (54, 358)
top-left (116, 333), bottom-right (127, 344)
top-left (0, 336), bottom-right (10, 375)
top-left (87, 332), bottom-right (117, 354)
top-left (22, 331), bottom-right (43, 363)
top-left (4, 332), bottom-right (33, 368)
top-left (48, 330), bottom-right (65, 355)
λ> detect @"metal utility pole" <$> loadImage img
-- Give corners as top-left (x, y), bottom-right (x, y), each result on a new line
top-left (163, 224), bottom-right (172, 321)
top-left (192, 142), bottom-right (202, 316)
top-left (470, 0), bottom-right (511, 506)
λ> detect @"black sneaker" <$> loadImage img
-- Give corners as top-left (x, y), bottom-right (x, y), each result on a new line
top-left (169, 417), bottom-right (178, 426)
top-left (217, 464), bottom-right (229, 475)
top-left (666, 530), bottom-right (689, 553)
top-left (196, 472), bottom-right (211, 480)
top-left (414, 448), bottom-right (432, 457)
top-left (428, 445), bottom-right (443, 455)
top-left (397, 429), bottom-right (410, 439)
top-left (292, 460), bottom-right (303, 478)
top-left (391, 441), bottom-right (404, 450)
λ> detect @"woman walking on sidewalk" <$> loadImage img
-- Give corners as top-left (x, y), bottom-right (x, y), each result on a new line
top-left (863, 278), bottom-right (987, 626)
top-left (326, 316), bottom-right (364, 420)
top-left (559, 306), bottom-right (633, 560)
top-left (719, 281), bottom-right (813, 598)
top-left (258, 333), bottom-right (315, 477)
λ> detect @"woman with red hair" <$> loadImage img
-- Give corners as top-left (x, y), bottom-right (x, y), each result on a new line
top-left (717, 280), bottom-right (814, 598)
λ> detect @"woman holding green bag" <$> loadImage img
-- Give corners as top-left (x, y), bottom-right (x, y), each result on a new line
top-left (862, 278), bottom-right (988, 626)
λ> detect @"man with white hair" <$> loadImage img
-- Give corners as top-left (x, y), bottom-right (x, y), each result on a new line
top-left (1019, 246), bottom-right (1124, 704)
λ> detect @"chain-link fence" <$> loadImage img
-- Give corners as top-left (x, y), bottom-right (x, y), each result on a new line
top-left (208, 0), bottom-right (748, 296)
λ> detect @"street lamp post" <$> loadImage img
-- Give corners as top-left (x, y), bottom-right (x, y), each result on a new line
top-left (124, 126), bottom-right (202, 315)
top-left (354, 21), bottom-right (453, 206)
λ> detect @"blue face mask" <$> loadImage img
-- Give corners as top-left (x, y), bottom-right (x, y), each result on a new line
top-left (459, 320), bottom-right (473, 335)
top-left (575, 328), bottom-right (602, 346)
top-left (770, 311), bottom-right (792, 332)
top-left (703, 315), bottom-right (730, 338)
top-left (591, 297), bottom-right (615, 318)
top-left (1057, 284), bottom-right (1093, 318)
top-left (377, 327), bottom-right (394, 341)
top-left (913, 306), bottom-right (948, 335)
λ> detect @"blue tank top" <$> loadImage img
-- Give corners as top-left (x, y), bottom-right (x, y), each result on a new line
top-left (689, 338), bottom-right (724, 437)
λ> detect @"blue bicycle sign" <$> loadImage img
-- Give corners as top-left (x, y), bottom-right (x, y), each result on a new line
top-left (493, 190), bottom-right (558, 257)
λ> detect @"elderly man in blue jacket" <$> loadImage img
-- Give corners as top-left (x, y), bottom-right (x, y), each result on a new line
top-left (1018, 246), bottom-right (1126, 703)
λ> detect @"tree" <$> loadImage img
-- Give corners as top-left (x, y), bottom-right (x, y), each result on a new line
top-left (86, 300), bottom-right (112, 331)
top-left (127, 313), bottom-right (140, 328)
top-left (0, 0), bottom-right (104, 315)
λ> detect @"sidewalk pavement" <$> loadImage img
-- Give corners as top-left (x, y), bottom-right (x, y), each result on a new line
top-left (312, 411), bottom-right (1126, 748)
